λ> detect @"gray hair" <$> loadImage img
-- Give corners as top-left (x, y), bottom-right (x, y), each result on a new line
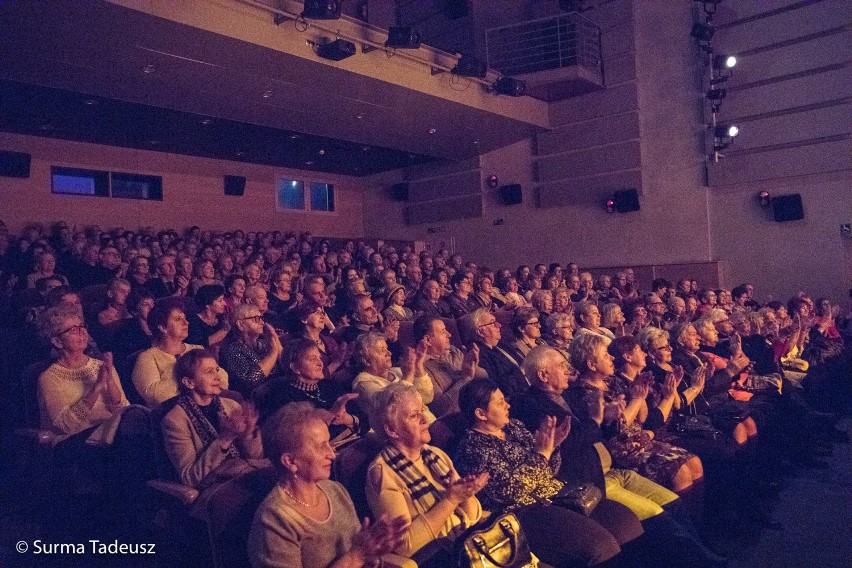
top-left (371, 382), bottom-right (423, 441)
top-left (261, 402), bottom-right (327, 476)
top-left (244, 284), bottom-right (267, 304)
top-left (600, 303), bottom-right (623, 329)
top-left (230, 302), bottom-right (259, 327)
top-left (522, 345), bottom-right (563, 381)
top-left (575, 300), bottom-right (598, 325)
top-left (635, 326), bottom-right (669, 353)
top-left (669, 322), bottom-right (695, 347)
top-left (543, 311), bottom-right (573, 337)
top-left (568, 332), bottom-right (609, 373)
top-left (705, 308), bottom-right (729, 324)
top-left (668, 296), bottom-right (685, 310)
top-left (353, 331), bottom-right (387, 371)
top-left (38, 302), bottom-right (84, 342)
top-left (458, 308), bottom-right (492, 345)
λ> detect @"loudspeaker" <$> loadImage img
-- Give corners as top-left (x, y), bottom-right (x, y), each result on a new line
top-left (499, 184), bottom-right (523, 205)
top-left (224, 175), bottom-right (246, 196)
top-left (317, 39), bottom-right (356, 61)
top-left (0, 151), bottom-right (31, 178)
top-left (772, 194), bottom-right (804, 222)
top-left (613, 188), bottom-right (640, 213)
top-left (302, 0), bottom-right (342, 20)
top-left (390, 182), bottom-right (409, 202)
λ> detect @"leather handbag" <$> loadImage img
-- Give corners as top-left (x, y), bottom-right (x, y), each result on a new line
top-left (673, 414), bottom-right (721, 441)
top-left (457, 513), bottom-right (538, 568)
top-left (551, 484), bottom-right (603, 516)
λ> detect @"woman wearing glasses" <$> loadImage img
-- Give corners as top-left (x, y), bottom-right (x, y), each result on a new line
top-left (219, 303), bottom-right (284, 398)
top-left (507, 307), bottom-right (546, 361)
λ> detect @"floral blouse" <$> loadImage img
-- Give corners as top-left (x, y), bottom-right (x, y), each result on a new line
top-left (454, 419), bottom-right (562, 512)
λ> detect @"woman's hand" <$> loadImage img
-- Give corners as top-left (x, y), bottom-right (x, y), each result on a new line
top-left (382, 319), bottom-right (401, 342)
top-left (350, 515), bottom-right (410, 564)
top-left (661, 372), bottom-right (678, 399)
top-left (534, 415), bottom-right (559, 459)
top-left (630, 377), bottom-right (650, 401)
top-left (328, 393), bottom-right (359, 428)
top-left (219, 402), bottom-right (259, 445)
top-left (444, 472), bottom-right (489, 505)
top-left (414, 338), bottom-right (429, 377)
top-left (98, 352), bottom-right (123, 406)
top-left (264, 323), bottom-right (283, 356)
top-left (400, 347), bottom-right (416, 381)
top-left (603, 395), bottom-right (626, 424)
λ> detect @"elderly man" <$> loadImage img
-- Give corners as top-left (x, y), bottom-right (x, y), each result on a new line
top-left (146, 254), bottom-right (188, 298)
top-left (459, 308), bottom-right (528, 401)
top-left (245, 284), bottom-right (284, 331)
top-left (412, 314), bottom-right (482, 417)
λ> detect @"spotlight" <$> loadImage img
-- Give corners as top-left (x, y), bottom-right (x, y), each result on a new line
top-left (317, 38), bottom-right (356, 61)
top-left (487, 175), bottom-right (499, 189)
top-left (492, 76), bottom-right (526, 96)
top-left (706, 88), bottom-right (726, 101)
top-left (605, 198), bottom-right (616, 214)
top-left (691, 22), bottom-right (715, 42)
top-left (713, 54), bottom-right (737, 69)
top-left (302, 0), bottom-right (342, 20)
top-left (452, 55), bottom-right (487, 78)
top-left (714, 124), bottom-right (739, 138)
top-left (757, 191), bottom-right (771, 208)
top-left (385, 27), bottom-right (421, 49)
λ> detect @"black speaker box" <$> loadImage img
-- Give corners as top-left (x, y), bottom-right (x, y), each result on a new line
top-left (390, 182), bottom-right (409, 202)
top-left (499, 184), bottom-right (523, 205)
top-left (224, 175), bottom-right (246, 196)
top-left (317, 39), bottom-right (356, 61)
top-left (613, 188), bottom-right (640, 213)
top-left (0, 151), bottom-right (31, 178)
top-left (772, 194), bottom-right (804, 222)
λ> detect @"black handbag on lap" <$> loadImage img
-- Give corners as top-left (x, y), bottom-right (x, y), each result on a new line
top-left (457, 513), bottom-right (538, 568)
top-left (550, 484), bottom-right (603, 517)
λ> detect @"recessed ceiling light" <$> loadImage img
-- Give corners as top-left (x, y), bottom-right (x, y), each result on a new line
top-left (473, 140), bottom-right (480, 145)
top-left (83, 99), bottom-right (98, 106)
top-left (427, 128), bottom-right (437, 134)
top-left (235, 150), bottom-right (245, 157)
top-left (305, 160), bottom-right (314, 165)
top-left (39, 123), bottom-right (53, 131)
top-left (262, 90), bottom-right (273, 98)
top-left (289, 134), bottom-right (300, 139)
top-left (318, 149), bottom-right (326, 155)
top-left (361, 146), bottom-right (370, 151)
top-left (356, 114), bottom-right (364, 119)
top-left (141, 64), bottom-right (156, 74)
top-left (200, 118), bottom-right (212, 125)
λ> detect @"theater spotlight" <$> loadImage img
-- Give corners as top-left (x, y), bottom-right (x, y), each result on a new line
top-left (714, 124), bottom-right (739, 138)
top-left (710, 54), bottom-right (737, 83)
top-left (605, 198), bottom-right (616, 214)
top-left (706, 88), bottom-right (726, 101)
top-left (302, 0), bottom-right (342, 20)
top-left (317, 38), bottom-right (356, 61)
top-left (492, 76), bottom-right (526, 96)
top-left (758, 191), bottom-right (771, 208)
top-left (452, 55), bottom-right (488, 78)
top-left (385, 27), bottom-right (421, 49)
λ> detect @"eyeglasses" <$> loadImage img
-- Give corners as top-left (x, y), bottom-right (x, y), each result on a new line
top-left (654, 344), bottom-right (673, 351)
top-left (240, 315), bottom-right (264, 323)
top-left (55, 324), bottom-right (87, 337)
top-left (526, 320), bottom-right (541, 327)
top-left (478, 320), bottom-right (500, 329)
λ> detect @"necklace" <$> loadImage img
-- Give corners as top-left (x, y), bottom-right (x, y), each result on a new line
top-left (280, 483), bottom-right (319, 508)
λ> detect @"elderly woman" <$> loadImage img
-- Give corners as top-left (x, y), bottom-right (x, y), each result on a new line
top-left (382, 284), bottom-right (414, 323)
top-left (499, 275), bottom-right (527, 307)
top-left (133, 297), bottom-right (229, 407)
top-left (352, 331), bottom-right (436, 424)
top-left (268, 266), bottom-right (298, 317)
top-left (248, 404), bottom-right (408, 568)
top-left (163, 349), bottom-right (266, 514)
top-left (601, 303), bottom-right (626, 337)
top-left (252, 338), bottom-right (365, 449)
top-left (38, 303), bottom-right (129, 445)
top-left (507, 307), bottom-right (546, 360)
top-left (187, 284), bottom-right (230, 348)
top-left (26, 250), bottom-right (68, 289)
top-left (542, 311), bottom-right (575, 359)
top-left (553, 286), bottom-right (572, 315)
top-left (113, 288), bottom-right (155, 367)
top-left (605, 337), bottom-right (703, 492)
top-left (454, 378), bottom-right (625, 567)
top-left (223, 274), bottom-right (247, 315)
top-left (574, 301), bottom-right (616, 341)
top-left (366, 383), bottom-right (485, 566)
top-left (469, 273), bottom-right (496, 310)
top-left (219, 303), bottom-right (284, 397)
top-left (529, 289), bottom-right (554, 321)
top-left (189, 259), bottom-right (221, 297)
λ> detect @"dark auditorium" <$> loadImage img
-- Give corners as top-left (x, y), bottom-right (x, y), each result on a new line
top-left (1, 1), bottom-right (850, 567)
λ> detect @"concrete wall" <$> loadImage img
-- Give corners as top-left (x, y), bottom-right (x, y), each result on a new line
top-left (0, 133), bottom-right (366, 237)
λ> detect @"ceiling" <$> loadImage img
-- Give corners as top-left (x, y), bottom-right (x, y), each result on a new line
top-left (0, 0), bottom-right (545, 176)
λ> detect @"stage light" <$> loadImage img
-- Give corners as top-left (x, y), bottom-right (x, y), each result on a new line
top-left (492, 76), bottom-right (526, 96)
top-left (691, 22), bottom-right (715, 42)
top-left (317, 39), bottom-right (356, 61)
top-left (385, 27), bottom-right (421, 49)
top-left (758, 191), bottom-right (771, 208)
top-left (605, 198), bottom-right (616, 214)
top-left (714, 55), bottom-right (737, 69)
top-left (487, 175), bottom-right (499, 189)
top-left (452, 55), bottom-right (487, 78)
top-left (706, 88), bottom-right (726, 101)
top-left (714, 124), bottom-right (738, 138)
top-left (302, 0), bottom-right (342, 20)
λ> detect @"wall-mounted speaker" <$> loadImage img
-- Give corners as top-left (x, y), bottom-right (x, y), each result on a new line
top-left (390, 182), bottom-right (410, 202)
top-left (224, 175), bottom-right (246, 196)
top-left (499, 184), bottom-right (523, 205)
top-left (0, 151), bottom-right (31, 178)
top-left (771, 194), bottom-right (804, 222)
top-left (613, 188), bottom-right (640, 213)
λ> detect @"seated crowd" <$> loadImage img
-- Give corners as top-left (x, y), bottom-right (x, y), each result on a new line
top-left (1, 220), bottom-right (850, 568)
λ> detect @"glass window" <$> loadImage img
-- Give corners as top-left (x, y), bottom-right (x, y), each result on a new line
top-left (51, 167), bottom-right (109, 196)
top-left (310, 182), bottom-right (335, 212)
top-left (110, 172), bottom-right (163, 200)
top-left (277, 179), bottom-right (305, 210)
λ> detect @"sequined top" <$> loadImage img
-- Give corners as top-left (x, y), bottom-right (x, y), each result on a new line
top-left (454, 419), bottom-right (562, 512)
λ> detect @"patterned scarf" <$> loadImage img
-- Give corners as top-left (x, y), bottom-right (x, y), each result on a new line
top-left (177, 394), bottom-right (240, 459)
top-left (380, 445), bottom-right (462, 536)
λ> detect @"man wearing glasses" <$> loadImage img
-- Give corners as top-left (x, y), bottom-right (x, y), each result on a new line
top-left (460, 309), bottom-right (529, 401)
